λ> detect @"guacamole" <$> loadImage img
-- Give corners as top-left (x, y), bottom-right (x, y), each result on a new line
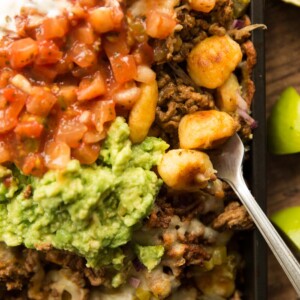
top-left (135, 244), bottom-right (165, 271)
top-left (0, 117), bottom-right (168, 268)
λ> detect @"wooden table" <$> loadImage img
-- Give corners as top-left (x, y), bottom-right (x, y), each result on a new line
top-left (266, 0), bottom-right (300, 298)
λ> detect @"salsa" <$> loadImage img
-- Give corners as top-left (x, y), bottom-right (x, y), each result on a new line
top-left (0, 0), bottom-right (172, 176)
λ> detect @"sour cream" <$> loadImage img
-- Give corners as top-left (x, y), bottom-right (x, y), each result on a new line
top-left (0, 0), bottom-right (73, 37)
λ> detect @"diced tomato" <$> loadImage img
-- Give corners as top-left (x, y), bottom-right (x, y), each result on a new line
top-left (54, 53), bottom-right (74, 75)
top-left (0, 111), bottom-right (17, 134)
top-left (146, 11), bottom-right (177, 39)
top-left (88, 6), bottom-right (123, 34)
top-left (26, 87), bottom-right (57, 117)
top-left (36, 40), bottom-right (63, 65)
top-left (109, 54), bottom-right (137, 84)
top-left (44, 140), bottom-right (71, 170)
top-left (0, 41), bottom-right (10, 68)
top-left (110, 1), bottom-right (125, 28)
top-left (38, 16), bottom-right (69, 40)
top-left (104, 31), bottom-right (129, 58)
top-left (88, 7), bottom-right (115, 34)
top-left (0, 88), bottom-right (26, 133)
top-left (78, 0), bottom-right (97, 8)
top-left (6, 91), bottom-right (26, 119)
top-left (31, 64), bottom-right (58, 82)
top-left (0, 1), bottom-right (150, 173)
top-left (83, 129), bottom-right (105, 143)
top-left (9, 38), bottom-right (38, 69)
top-left (0, 69), bottom-right (15, 88)
top-left (19, 112), bottom-right (45, 123)
top-left (91, 99), bottom-right (116, 133)
top-left (72, 142), bottom-right (100, 164)
top-left (57, 86), bottom-right (77, 108)
top-left (0, 95), bottom-right (7, 109)
top-left (2, 87), bottom-right (17, 102)
top-left (77, 71), bottom-right (107, 101)
top-left (22, 153), bottom-right (46, 176)
top-left (71, 23), bottom-right (96, 45)
top-left (14, 121), bottom-right (44, 138)
top-left (0, 141), bottom-right (11, 163)
top-left (56, 118), bottom-right (87, 148)
top-left (132, 42), bottom-right (154, 65)
top-left (69, 42), bottom-right (97, 68)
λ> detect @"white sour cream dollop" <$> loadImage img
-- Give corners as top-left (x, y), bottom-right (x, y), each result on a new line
top-left (0, 0), bottom-right (72, 37)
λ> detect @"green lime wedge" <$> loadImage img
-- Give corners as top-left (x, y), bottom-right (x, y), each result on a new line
top-left (282, 0), bottom-right (300, 6)
top-left (268, 87), bottom-right (300, 154)
top-left (271, 206), bottom-right (300, 250)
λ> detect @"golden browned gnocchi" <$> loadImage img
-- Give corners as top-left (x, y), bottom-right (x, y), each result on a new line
top-left (129, 80), bottom-right (158, 143)
top-left (187, 35), bottom-right (242, 89)
top-left (158, 149), bottom-right (216, 191)
top-left (194, 264), bottom-right (236, 298)
top-left (216, 73), bottom-right (240, 113)
top-left (188, 0), bottom-right (216, 13)
top-left (178, 110), bottom-right (238, 149)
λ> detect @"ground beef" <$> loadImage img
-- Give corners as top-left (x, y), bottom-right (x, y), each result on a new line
top-left (154, 66), bottom-right (214, 146)
top-left (153, 0), bottom-right (233, 64)
top-left (22, 185), bottom-right (32, 199)
top-left (44, 249), bottom-right (85, 271)
top-left (212, 201), bottom-right (253, 230)
top-left (43, 249), bottom-right (105, 287)
top-left (0, 245), bottom-right (39, 291)
top-left (184, 244), bottom-right (211, 266)
top-left (147, 197), bottom-right (174, 229)
top-left (168, 192), bottom-right (208, 219)
top-left (212, 0), bottom-right (234, 27)
top-left (0, 245), bottom-right (106, 298)
top-left (240, 40), bottom-right (257, 105)
top-left (153, 0), bottom-right (256, 146)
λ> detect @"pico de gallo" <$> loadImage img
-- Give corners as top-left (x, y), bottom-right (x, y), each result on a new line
top-left (0, 0), bottom-right (177, 176)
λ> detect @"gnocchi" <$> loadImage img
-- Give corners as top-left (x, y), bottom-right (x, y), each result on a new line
top-left (188, 0), bottom-right (216, 13)
top-left (216, 73), bottom-right (240, 113)
top-left (178, 110), bottom-right (238, 149)
top-left (129, 80), bottom-right (158, 143)
top-left (158, 149), bottom-right (216, 191)
top-left (187, 35), bottom-right (242, 89)
top-left (194, 264), bottom-right (236, 298)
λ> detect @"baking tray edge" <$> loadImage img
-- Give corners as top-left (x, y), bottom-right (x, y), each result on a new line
top-left (245, 0), bottom-right (268, 299)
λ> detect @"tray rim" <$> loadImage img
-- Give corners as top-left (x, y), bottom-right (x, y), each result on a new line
top-left (247, 0), bottom-right (268, 299)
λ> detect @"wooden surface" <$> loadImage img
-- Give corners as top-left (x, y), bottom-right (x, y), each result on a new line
top-left (266, 0), bottom-right (300, 299)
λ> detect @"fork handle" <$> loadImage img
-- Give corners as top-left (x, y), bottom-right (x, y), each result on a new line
top-left (230, 169), bottom-right (300, 296)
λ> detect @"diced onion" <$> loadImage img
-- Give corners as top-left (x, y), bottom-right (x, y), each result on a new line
top-left (10, 74), bottom-right (32, 94)
top-left (129, 277), bottom-right (141, 289)
top-left (134, 65), bottom-right (156, 83)
top-left (114, 86), bottom-right (141, 109)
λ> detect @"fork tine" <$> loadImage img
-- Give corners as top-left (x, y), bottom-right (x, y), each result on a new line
top-left (209, 133), bottom-right (245, 181)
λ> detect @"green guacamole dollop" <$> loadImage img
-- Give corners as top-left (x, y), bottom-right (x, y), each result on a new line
top-left (0, 117), bottom-right (169, 268)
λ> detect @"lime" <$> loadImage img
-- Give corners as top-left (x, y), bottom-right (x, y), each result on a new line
top-left (282, 0), bottom-right (300, 6)
top-left (268, 87), bottom-right (300, 154)
top-left (271, 206), bottom-right (300, 250)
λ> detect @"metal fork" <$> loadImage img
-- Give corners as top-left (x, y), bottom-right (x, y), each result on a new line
top-left (210, 133), bottom-right (300, 296)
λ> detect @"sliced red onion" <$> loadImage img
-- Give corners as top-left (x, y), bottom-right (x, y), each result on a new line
top-left (237, 108), bottom-right (258, 129)
top-left (235, 93), bottom-right (258, 128)
top-left (231, 19), bottom-right (245, 29)
top-left (129, 277), bottom-right (141, 289)
top-left (236, 92), bottom-right (248, 111)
